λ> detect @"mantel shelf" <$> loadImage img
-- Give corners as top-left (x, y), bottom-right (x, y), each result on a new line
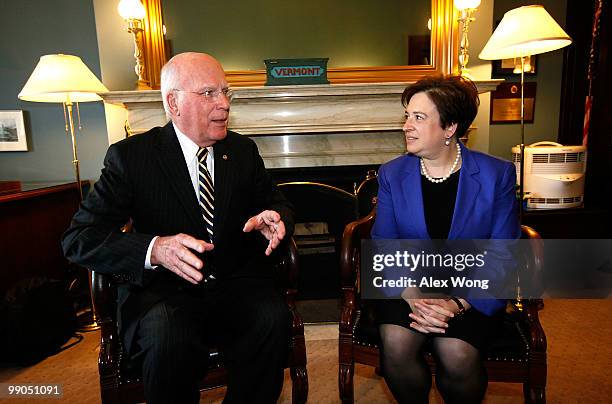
top-left (99, 80), bottom-right (502, 136)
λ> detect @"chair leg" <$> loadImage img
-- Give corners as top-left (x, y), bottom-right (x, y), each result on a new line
top-left (289, 326), bottom-right (308, 404)
top-left (339, 362), bottom-right (355, 404)
top-left (523, 383), bottom-right (546, 404)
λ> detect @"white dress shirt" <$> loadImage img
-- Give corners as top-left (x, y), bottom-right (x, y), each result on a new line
top-left (144, 124), bottom-right (214, 269)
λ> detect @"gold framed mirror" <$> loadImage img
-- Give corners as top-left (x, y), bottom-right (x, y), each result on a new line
top-left (151, 0), bottom-right (458, 87)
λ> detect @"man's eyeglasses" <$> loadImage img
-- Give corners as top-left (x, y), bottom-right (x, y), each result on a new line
top-left (175, 88), bottom-right (233, 102)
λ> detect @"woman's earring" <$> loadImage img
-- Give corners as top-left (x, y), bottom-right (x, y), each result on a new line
top-left (445, 138), bottom-right (451, 146)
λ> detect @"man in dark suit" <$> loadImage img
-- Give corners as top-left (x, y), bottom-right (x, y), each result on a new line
top-left (62, 52), bottom-right (295, 404)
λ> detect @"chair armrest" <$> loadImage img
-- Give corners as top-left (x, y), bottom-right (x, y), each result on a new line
top-left (92, 219), bottom-right (132, 325)
top-left (340, 210), bottom-right (376, 290)
top-left (523, 301), bottom-right (547, 352)
top-left (339, 211), bottom-right (375, 336)
top-left (273, 237), bottom-right (299, 303)
top-left (92, 271), bottom-right (123, 386)
top-left (515, 225), bottom-right (547, 353)
top-left (276, 238), bottom-right (307, 375)
top-left (271, 237), bottom-right (302, 329)
top-left (92, 271), bottom-right (117, 325)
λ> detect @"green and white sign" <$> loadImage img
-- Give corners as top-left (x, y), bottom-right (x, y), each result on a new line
top-left (265, 58), bottom-right (329, 86)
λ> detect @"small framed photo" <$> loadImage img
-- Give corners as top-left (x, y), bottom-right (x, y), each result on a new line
top-left (490, 82), bottom-right (537, 124)
top-left (492, 55), bottom-right (537, 77)
top-left (0, 110), bottom-right (28, 151)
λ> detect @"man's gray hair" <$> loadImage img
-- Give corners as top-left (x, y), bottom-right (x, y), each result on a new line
top-left (160, 56), bottom-right (181, 116)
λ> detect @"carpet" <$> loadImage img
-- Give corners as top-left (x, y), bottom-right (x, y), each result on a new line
top-left (296, 298), bottom-right (342, 323)
top-left (0, 299), bottom-right (610, 403)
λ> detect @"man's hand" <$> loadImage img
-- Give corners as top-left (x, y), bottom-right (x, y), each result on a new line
top-left (150, 233), bottom-right (214, 284)
top-left (243, 210), bottom-right (286, 256)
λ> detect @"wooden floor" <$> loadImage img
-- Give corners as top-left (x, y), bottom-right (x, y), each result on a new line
top-left (0, 299), bottom-right (611, 403)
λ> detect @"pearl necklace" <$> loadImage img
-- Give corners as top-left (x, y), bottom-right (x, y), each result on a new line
top-left (420, 143), bottom-right (461, 184)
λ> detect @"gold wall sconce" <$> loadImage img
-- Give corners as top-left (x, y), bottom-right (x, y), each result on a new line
top-left (454, 0), bottom-right (481, 79)
top-left (118, 0), bottom-right (150, 89)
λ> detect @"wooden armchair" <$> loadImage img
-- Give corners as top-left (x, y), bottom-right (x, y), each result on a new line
top-left (92, 238), bottom-right (308, 404)
top-left (338, 211), bottom-right (547, 403)
top-left (354, 170), bottom-right (378, 218)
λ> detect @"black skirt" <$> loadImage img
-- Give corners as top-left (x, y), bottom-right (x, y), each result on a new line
top-left (375, 299), bottom-right (503, 351)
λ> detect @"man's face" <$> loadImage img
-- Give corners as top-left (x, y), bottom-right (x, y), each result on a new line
top-left (170, 55), bottom-right (230, 146)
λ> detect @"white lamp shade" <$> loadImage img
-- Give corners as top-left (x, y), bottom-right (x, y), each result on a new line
top-left (479, 5), bottom-right (572, 60)
top-left (117, 0), bottom-right (146, 20)
top-left (454, 0), bottom-right (481, 11)
top-left (18, 54), bottom-right (108, 103)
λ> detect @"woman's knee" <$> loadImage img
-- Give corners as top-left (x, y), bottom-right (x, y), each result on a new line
top-left (379, 324), bottom-right (426, 363)
top-left (433, 338), bottom-right (482, 378)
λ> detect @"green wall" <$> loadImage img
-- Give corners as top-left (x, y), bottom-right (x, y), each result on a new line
top-left (162, 0), bottom-right (431, 70)
top-left (488, 0), bottom-right (568, 160)
top-left (0, 0), bottom-right (107, 182)
top-left (0, 0), bottom-right (569, 182)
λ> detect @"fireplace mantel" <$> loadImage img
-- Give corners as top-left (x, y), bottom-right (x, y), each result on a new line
top-left (99, 80), bottom-right (501, 168)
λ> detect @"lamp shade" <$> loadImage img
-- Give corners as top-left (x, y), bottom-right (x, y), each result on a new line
top-left (117, 0), bottom-right (146, 20)
top-left (454, 0), bottom-right (481, 11)
top-left (18, 54), bottom-right (108, 103)
top-left (479, 5), bottom-right (571, 60)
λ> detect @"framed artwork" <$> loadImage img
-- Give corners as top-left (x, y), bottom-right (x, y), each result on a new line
top-left (490, 82), bottom-right (537, 124)
top-left (0, 110), bottom-right (28, 151)
top-left (489, 20), bottom-right (537, 78)
top-left (492, 54), bottom-right (537, 77)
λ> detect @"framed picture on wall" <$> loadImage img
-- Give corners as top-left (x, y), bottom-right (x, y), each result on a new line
top-left (489, 20), bottom-right (537, 77)
top-left (490, 82), bottom-right (537, 124)
top-left (492, 55), bottom-right (537, 77)
top-left (0, 111), bottom-right (28, 151)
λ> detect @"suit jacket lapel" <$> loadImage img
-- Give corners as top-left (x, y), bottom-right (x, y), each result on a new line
top-left (448, 142), bottom-right (481, 239)
top-left (212, 138), bottom-right (234, 241)
top-left (401, 157), bottom-right (430, 239)
top-left (154, 123), bottom-right (204, 231)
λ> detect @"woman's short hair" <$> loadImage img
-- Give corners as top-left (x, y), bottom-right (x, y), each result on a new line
top-left (401, 75), bottom-right (480, 139)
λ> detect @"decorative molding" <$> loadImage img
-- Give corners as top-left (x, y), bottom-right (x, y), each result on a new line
top-left (99, 81), bottom-right (501, 135)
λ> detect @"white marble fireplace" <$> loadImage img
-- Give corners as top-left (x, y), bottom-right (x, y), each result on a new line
top-left (99, 81), bottom-right (499, 169)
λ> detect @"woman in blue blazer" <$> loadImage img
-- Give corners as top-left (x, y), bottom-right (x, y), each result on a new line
top-left (372, 75), bottom-right (520, 403)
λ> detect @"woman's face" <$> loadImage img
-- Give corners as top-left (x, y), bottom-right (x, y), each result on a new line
top-left (403, 92), bottom-right (456, 160)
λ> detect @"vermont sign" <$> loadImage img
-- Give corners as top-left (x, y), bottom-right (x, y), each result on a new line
top-left (265, 58), bottom-right (329, 85)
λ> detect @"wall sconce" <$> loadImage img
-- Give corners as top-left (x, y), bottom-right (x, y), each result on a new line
top-left (118, 0), bottom-right (149, 89)
top-left (454, 0), bottom-right (481, 78)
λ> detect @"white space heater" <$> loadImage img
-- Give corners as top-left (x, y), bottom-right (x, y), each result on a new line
top-left (511, 141), bottom-right (587, 209)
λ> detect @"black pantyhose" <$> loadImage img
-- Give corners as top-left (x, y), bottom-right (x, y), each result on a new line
top-left (379, 324), bottom-right (487, 404)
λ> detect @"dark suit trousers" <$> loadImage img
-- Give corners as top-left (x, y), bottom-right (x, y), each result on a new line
top-left (130, 276), bottom-right (289, 404)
